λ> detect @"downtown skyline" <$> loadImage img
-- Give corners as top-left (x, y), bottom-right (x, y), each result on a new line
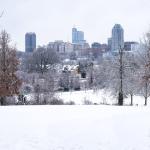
top-left (0, 0), bottom-right (150, 51)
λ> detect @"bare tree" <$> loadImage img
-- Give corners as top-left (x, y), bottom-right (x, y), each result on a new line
top-left (0, 11), bottom-right (4, 18)
top-left (0, 30), bottom-right (21, 105)
top-left (95, 50), bottom-right (132, 105)
top-left (123, 53), bottom-right (139, 105)
top-left (118, 47), bottom-right (124, 105)
top-left (136, 34), bottom-right (150, 106)
top-left (23, 46), bottom-right (60, 74)
top-left (59, 69), bottom-right (70, 91)
top-left (32, 68), bottom-right (57, 105)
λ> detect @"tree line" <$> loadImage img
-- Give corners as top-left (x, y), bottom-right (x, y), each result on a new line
top-left (0, 29), bottom-right (150, 105)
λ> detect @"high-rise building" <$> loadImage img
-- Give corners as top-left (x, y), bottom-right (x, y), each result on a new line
top-left (72, 27), bottom-right (86, 44)
top-left (25, 32), bottom-right (36, 52)
top-left (107, 38), bottom-right (112, 51)
top-left (111, 24), bottom-right (124, 52)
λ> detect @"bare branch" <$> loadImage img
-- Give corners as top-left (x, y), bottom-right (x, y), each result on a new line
top-left (0, 11), bottom-right (4, 18)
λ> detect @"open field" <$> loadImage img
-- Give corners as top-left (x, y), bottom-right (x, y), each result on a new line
top-left (0, 105), bottom-right (150, 150)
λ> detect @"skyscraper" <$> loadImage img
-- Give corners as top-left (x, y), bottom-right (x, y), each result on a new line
top-left (111, 24), bottom-right (124, 52)
top-left (108, 38), bottom-right (112, 51)
top-left (72, 27), bottom-right (85, 44)
top-left (25, 32), bottom-right (36, 52)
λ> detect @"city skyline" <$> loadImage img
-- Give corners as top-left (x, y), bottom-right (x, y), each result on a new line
top-left (0, 0), bottom-right (150, 51)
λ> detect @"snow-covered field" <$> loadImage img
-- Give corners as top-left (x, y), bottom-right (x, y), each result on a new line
top-left (57, 89), bottom-right (147, 106)
top-left (0, 105), bottom-right (150, 150)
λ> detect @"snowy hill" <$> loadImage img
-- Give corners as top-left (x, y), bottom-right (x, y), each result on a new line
top-left (57, 90), bottom-right (147, 106)
top-left (0, 105), bottom-right (150, 150)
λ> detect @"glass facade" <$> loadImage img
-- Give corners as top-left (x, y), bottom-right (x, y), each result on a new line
top-left (25, 32), bottom-right (36, 52)
top-left (111, 24), bottom-right (124, 52)
top-left (72, 28), bottom-right (85, 44)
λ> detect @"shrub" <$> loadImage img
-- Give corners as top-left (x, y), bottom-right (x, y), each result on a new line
top-left (49, 98), bottom-right (64, 105)
top-left (65, 101), bottom-right (75, 105)
top-left (83, 99), bottom-right (93, 105)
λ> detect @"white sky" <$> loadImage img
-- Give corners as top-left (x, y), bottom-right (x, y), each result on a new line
top-left (0, 0), bottom-right (150, 51)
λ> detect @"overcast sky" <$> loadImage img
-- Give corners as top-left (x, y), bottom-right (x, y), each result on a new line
top-left (0, 0), bottom-right (150, 51)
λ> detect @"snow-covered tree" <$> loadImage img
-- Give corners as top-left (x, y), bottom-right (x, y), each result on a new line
top-left (59, 69), bottom-right (70, 91)
top-left (93, 58), bottom-right (111, 90)
top-left (95, 50), bottom-right (138, 105)
top-left (123, 53), bottom-right (139, 105)
top-left (135, 33), bottom-right (150, 105)
top-left (97, 54), bottom-right (125, 105)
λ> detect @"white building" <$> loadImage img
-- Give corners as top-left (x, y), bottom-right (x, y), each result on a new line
top-left (48, 41), bottom-right (73, 54)
top-left (131, 43), bottom-right (140, 51)
top-left (72, 43), bottom-right (90, 56)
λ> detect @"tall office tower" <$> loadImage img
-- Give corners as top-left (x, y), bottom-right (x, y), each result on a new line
top-left (108, 38), bottom-right (112, 51)
top-left (25, 32), bottom-right (36, 52)
top-left (111, 24), bottom-right (124, 52)
top-left (72, 27), bottom-right (85, 44)
top-left (72, 28), bottom-right (78, 43)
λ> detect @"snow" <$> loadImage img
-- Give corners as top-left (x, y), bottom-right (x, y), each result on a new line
top-left (57, 89), bottom-right (147, 106)
top-left (0, 105), bottom-right (150, 150)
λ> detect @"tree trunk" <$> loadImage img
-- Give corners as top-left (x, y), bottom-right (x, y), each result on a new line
top-left (36, 93), bottom-right (40, 104)
top-left (144, 96), bottom-right (147, 106)
top-left (0, 97), bottom-right (6, 106)
top-left (118, 92), bottom-right (123, 106)
top-left (144, 81), bottom-right (148, 106)
top-left (118, 47), bottom-right (124, 106)
top-left (130, 94), bottom-right (133, 106)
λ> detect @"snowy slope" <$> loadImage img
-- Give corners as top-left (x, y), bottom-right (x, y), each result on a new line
top-left (57, 89), bottom-right (147, 105)
top-left (0, 105), bottom-right (150, 150)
